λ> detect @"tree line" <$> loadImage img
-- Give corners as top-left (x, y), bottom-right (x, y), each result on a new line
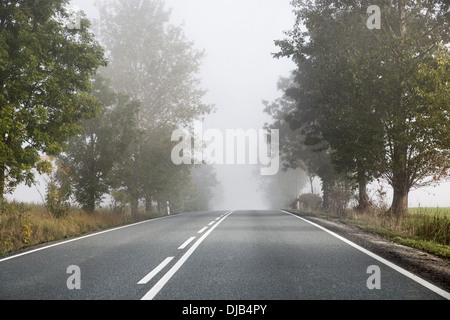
top-left (0, 0), bottom-right (217, 217)
top-left (265, 0), bottom-right (449, 216)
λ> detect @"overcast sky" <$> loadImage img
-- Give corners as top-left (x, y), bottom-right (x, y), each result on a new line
top-left (8, 0), bottom-right (450, 208)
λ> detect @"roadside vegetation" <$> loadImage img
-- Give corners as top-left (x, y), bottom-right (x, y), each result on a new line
top-left (292, 204), bottom-right (450, 262)
top-left (0, 200), bottom-right (165, 256)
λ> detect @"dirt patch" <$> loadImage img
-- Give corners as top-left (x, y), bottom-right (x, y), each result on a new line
top-left (286, 210), bottom-right (450, 293)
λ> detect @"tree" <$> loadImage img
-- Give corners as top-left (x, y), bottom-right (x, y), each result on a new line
top-left (94, 0), bottom-right (214, 216)
top-left (263, 74), bottom-right (354, 211)
top-left (56, 76), bottom-right (139, 213)
top-left (95, 0), bottom-right (213, 130)
top-left (275, 0), bottom-right (450, 216)
top-left (184, 165), bottom-right (219, 212)
top-left (0, 0), bottom-right (106, 212)
top-left (263, 75), bottom-right (318, 196)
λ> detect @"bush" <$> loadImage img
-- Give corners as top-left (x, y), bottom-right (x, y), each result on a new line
top-left (45, 176), bottom-right (70, 218)
top-left (299, 193), bottom-right (322, 210)
top-left (328, 186), bottom-right (352, 216)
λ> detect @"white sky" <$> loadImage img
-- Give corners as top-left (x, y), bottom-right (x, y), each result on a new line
top-left (8, 0), bottom-right (450, 208)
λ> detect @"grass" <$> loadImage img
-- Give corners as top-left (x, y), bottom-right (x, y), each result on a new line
top-left (0, 201), bottom-right (162, 256)
top-left (295, 207), bottom-right (450, 262)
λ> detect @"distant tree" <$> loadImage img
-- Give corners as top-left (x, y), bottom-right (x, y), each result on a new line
top-left (258, 167), bottom-right (307, 210)
top-left (95, 0), bottom-right (213, 130)
top-left (94, 0), bottom-right (214, 215)
top-left (184, 165), bottom-right (219, 212)
top-left (0, 0), bottom-right (106, 213)
top-left (263, 75), bottom-right (352, 211)
top-left (56, 76), bottom-right (139, 213)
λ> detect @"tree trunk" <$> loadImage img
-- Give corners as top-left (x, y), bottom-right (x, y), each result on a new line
top-left (390, 137), bottom-right (410, 216)
top-left (356, 164), bottom-right (370, 212)
top-left (308, 174), bottom-right (314, 194)
top-left (145, 195), bottom-right (152, 214)
top-left (391, 187), bottom-right (409, 216)
top-left (321, 179), bottom-right (331, 210)
top-left (130, 189), bottom-right (139, 218)
top-left (357, 179), bottom-right (370, 212)
top-left (131, 199), bottom-right (139, 217)
top-left (85, 196), bottom-right (96, 214)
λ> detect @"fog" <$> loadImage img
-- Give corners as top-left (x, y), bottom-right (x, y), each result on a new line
top-left (8, 0), bottom-right (450, 209)
top-left (164, 0), bottom-right (298, 210)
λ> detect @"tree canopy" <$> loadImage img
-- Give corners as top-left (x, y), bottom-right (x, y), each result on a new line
top-left (273, 0), bottom-right (450, 215)
top-left (0, 0), bottom-right (106, 211)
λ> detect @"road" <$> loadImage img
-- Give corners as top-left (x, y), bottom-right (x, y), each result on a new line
top-left (0, 210), bottom-right (448, 300)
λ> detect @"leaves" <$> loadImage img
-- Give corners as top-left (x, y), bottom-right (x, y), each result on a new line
top-left (0, 0), bottom-right (106, 198)
top-left (273, 0), bottom-right (450, 214)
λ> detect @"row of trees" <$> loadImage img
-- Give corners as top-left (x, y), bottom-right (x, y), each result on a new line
top-left (1, 0), bottom-right (217, 217)
top-left (266, 0), bottom-right (449, 216)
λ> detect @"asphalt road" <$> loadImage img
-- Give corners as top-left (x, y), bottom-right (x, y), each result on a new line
top-left (0, 210), bottom-right (448, 300)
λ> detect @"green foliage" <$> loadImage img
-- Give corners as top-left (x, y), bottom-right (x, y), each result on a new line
top-left (0, 0), bottom-right (106, 204)
top-left (274, 0), bottom-right (450, 215)
top-left (56, 76), bottom-right (139, 213)
top-left (45, 172), bottom-right (70, 218)
top-left (109, 190), bottom-right (129, 214)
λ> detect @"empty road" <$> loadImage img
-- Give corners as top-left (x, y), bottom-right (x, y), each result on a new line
top-left (0, 210), bottom-right (448, 301)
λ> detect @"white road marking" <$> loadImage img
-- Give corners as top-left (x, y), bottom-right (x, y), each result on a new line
top-left (198, 227), bottom-right (208, 234)
top-left (138, 257), bottom-right (174, 285)
top-left (208, 221), bottom-right (216, 226)
top-left (141, 211), bottom-right (233, 300)
top-left (178, 237), bottom-right (196, 250)
top-left (281, 210), bottom-right (450, 300)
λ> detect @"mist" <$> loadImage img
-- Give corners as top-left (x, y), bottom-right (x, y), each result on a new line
top-left (164, 0), bottom-right (297, 210)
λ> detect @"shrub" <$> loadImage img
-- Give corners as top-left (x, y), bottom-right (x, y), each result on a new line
top-left (45, 176), bottom-right (70, 218)
top-left (299, 193), bottom-right (322, 210)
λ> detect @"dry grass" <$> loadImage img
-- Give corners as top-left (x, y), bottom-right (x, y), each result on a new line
top-left (0, 201), bottom-right (158, 256)
top-left (299, 206), bottom-right (450, 260)
top-left (344, 207), bottom-right (449, 245)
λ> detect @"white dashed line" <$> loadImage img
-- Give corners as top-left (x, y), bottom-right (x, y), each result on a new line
top-left (141, 211), bottom-right (233, 300)
top-left (138, 257), bottom-right (174, 285)
top-left (198, 227), bottom-right (208, 234)
top-left (178, 237), bottom-right (196, 250)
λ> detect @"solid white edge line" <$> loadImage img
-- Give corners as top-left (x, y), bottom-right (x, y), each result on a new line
top-left (141, 211), bottom-right (233, 300)
top-left (138, 257), bottom-right (174, 285)
top-left (280, 210), bottom-right (450, 300)
top-left (0, 213), bottom-right (179, 263)
top-left (198, 227), bottom-right (208, 234)
top-left (178, 237), bottom-right (196, 250)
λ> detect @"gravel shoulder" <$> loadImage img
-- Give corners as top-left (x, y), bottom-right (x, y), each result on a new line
top-left (285, 210), bottom-right (450, 293)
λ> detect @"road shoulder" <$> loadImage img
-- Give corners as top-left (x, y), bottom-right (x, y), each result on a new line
top-left (283, 210), bottom-right (450, 293)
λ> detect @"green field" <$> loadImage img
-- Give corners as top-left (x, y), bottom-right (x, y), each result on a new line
top-left (408, 207), bottom-right (450, 217)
